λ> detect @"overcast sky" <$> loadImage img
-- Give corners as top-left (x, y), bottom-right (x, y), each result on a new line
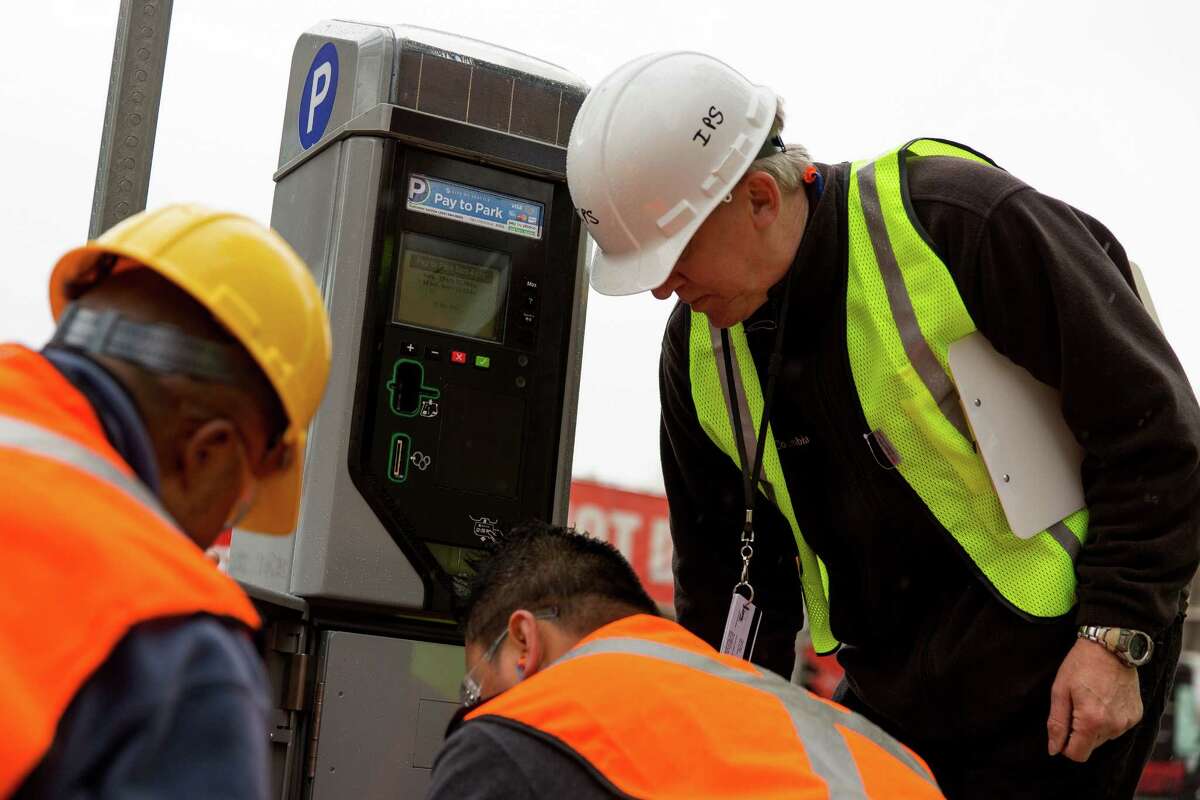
top-left (3, 0), bottom-right (1197, 494)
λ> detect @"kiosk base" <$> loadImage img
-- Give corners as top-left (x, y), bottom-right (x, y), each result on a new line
top-left (247, 585), bottom-right (464, 800)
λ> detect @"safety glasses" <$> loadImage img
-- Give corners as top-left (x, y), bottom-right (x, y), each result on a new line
top-left (459, 607), bottom-right (559, 708)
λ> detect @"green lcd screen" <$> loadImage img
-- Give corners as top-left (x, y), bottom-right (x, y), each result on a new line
top-left (392, 233), bottom-right (510, 342)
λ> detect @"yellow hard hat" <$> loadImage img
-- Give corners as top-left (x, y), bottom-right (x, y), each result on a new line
top-left (49, 204), bottom-right (333, 535)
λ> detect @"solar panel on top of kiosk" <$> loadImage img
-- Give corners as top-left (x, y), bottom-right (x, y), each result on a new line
top-left (394, 42), bottom-right (583, 147)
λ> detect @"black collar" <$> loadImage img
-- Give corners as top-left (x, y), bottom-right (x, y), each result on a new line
top-left (42, 346), bottom-right (162, 494)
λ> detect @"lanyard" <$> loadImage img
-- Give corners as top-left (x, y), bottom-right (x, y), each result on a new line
top-left (720, 264), bottom-right (796, 602)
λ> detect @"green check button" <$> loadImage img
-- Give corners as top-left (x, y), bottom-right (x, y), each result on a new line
top-left (474, 355), bottom-right (491, 369)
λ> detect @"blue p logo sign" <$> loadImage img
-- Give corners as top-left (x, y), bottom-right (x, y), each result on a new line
top-left (299, 42), bottom-right (339, 150)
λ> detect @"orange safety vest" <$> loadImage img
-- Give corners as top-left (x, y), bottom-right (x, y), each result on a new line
top-left (0, 345), bottom-right (261, 796)
top-left (466, 614), bottom-right (942, 799)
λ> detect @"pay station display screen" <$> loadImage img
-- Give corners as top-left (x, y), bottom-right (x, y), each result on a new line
top-left (393, 233), bottom-right (510, 342)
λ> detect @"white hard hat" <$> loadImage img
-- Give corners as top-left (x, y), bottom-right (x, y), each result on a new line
top-left (567, 52), bottom-right (778, 296)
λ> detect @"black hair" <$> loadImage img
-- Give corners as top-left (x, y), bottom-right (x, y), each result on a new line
top-left (461, 521), bottom-right (660, 646)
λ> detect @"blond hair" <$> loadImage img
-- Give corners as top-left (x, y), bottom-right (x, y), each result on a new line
top-left (746, 101), bottom-right (813, 194)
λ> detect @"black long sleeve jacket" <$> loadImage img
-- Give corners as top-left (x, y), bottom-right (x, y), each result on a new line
top-left (658, 153), bottom-right (1200, 742)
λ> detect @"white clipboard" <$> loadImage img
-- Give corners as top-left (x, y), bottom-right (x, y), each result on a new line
top-left (947, 332), bottom-right (1085, 539)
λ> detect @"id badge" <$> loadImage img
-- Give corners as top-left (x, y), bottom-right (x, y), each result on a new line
top-left (720, 592), bottom-right (762, 660)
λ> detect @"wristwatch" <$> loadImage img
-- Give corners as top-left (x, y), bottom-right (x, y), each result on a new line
top-left (1077, 625), bottom-right (1154, 668)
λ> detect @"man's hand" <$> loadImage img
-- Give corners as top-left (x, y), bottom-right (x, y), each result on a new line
top-left (1046, 638), bottom-right (1143, 762)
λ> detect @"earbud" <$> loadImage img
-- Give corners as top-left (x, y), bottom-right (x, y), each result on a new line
top-left (803, 165), bottom-right (825, 197)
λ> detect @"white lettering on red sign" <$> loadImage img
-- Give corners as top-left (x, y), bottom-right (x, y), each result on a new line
top-left (649, 517), bottom-right (674, 585)
top-left (569, 494), bottom-right (675, 604)
top-left (607, 510), bottom-right (641, 563)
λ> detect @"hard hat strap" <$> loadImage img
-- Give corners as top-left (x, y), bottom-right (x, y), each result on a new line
top-left (754, 134), bottom-right (787, 161)
top-left (52, 303), bottom-right (247, 386)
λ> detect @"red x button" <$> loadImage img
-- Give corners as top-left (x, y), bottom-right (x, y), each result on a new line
top-left (450, 350), bottom-right (468, 365)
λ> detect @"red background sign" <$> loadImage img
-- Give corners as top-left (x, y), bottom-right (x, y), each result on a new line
top-left (567, 479), bottom-right (675, 604)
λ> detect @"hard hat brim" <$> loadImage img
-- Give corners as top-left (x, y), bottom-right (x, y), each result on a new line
top-left (588, 233), bottom-right (690, 297)
top-left (237, 432), bottom-right (307, 535)
top-left (50, 243), bottom-right (143, 320)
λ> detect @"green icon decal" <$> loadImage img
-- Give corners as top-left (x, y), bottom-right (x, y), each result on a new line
top-left (386, 358), bottom-right (441, 418)
top-left (388, 432), bottom-right (413, 483)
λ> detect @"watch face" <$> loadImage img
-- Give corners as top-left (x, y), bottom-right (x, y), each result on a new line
top-left (1128, 634), bottom-right (1149, 661)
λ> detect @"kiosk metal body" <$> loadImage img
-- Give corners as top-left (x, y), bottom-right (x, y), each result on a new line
top-left (230, 21), bottom-right (588, 797)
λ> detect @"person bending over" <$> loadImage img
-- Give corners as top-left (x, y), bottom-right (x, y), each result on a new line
top-left (427, 522), bottom-right (943, 799)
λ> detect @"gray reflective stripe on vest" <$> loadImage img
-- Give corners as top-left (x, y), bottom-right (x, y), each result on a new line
top-left (0, 413), bottom-right (175, 527)
top-left (710, 322), bottom-right (775, 505)
top-left (1048, 520), bottom-right (1082, 560)
top-left (856, 163), bottom-right (973, 443)
top-left (558, 636), bottom-right (938, 796)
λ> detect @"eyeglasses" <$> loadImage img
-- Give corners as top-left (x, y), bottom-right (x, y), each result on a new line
top-left (459, 607), bottom-right (559, 708)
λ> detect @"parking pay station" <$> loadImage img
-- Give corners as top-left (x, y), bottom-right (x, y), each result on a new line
top-left (229, 20), bottom-right (588, 798)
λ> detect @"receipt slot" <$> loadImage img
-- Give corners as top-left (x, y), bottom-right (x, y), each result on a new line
top-left (229, 21), bottom-right (588, 798)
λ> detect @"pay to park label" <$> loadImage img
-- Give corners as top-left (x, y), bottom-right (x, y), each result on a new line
top-left (406, 174), bottom-right (544, 240)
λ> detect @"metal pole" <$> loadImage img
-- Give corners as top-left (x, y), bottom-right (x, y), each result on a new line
top-left (89, 0), bottom-right (174, 239)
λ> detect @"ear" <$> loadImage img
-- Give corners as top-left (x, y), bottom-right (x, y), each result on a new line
top-left (179, 418), bottom-right (241, 491)
top-left (743, 171), bottom-right (782, 230)
top-left (507, 609), bottom-right (546, 676)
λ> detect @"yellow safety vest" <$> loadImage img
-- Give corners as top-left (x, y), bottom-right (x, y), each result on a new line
top-left (689, 139), bottom-right (1087, 653)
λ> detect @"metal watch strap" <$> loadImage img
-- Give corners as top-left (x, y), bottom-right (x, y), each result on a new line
top-left (1077, 625), bottom-right (1152, 667)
